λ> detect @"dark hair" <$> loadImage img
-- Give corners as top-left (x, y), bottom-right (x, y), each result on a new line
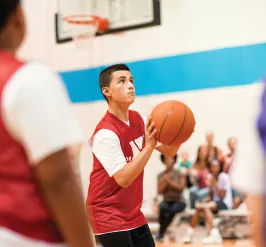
top-left (99, 64), bottom-right (130, 102)
top-left (160, 154), bottom-right (178, 164)
top-left (0, 0), bottom-right (20, 31)
top-left (209, 159), bottom-right (223, 174)
top-left (195, 146), bottom-right (208, 164)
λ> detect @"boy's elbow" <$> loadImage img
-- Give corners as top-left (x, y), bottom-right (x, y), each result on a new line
top-left (113, 174), bottom-right (131, 188)
top-left (119, 181), bottom-right (130, 188)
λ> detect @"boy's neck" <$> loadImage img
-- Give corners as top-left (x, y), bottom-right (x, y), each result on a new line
top-left (108, 104), bottom-right (129, 123)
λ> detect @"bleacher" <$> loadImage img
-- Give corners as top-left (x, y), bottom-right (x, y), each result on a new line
top-left (142, 199), bottom-right (251, 238)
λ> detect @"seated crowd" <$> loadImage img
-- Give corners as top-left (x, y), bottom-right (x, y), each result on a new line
top-left (154, 132), bottom-right (244, 244)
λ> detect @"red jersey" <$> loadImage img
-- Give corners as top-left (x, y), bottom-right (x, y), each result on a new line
top-left (0, 51), bottom-right (63, 243)
top-left (86, 110), bottom-right (147, 234)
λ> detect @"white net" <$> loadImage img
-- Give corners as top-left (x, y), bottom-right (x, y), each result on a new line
top-left (64, 15), bottom-right (99, 49)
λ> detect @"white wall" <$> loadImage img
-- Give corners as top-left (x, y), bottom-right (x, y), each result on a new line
top-left (20, 0), bottom-right (266, 69)
top-left (19, 0), bottom-right (266, 199)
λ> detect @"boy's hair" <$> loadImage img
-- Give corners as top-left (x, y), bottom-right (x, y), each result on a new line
top-left (160, 154), bottom-right (178, 164)
top-left (99, 64), bottom-right (130, 102)
top-left (0, 0), bottom-right (20, 31)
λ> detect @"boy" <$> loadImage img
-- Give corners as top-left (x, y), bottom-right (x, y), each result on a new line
top-left (86, 64), bottom-right (180, 247)
top-left (0, 1), bottom-right (94, 246)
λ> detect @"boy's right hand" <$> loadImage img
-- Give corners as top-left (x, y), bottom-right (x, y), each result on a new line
top-left (145, 116), bottom-right (157, 150)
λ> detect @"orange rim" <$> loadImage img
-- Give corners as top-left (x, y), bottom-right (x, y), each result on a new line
top-left (63, 15), bottom-right (101, 25)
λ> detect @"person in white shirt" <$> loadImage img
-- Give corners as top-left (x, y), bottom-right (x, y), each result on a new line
top-left (0, 1), bottom-right (94, 246)
top-left (183, 159), bottom-right (233, 245)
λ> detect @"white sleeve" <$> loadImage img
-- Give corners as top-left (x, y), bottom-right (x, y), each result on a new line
top-left (140, 113), bottom-right (161, 147)
top-left (91, 129), bottom-right (127, 177)
top-left (230, 138), bottom-right (265, 195)
top-left (140, 114), bottom-right (147, 125)
top-left (2, 62), bottom-right (84, 164)
top-left (230, 84), bottom-right (265, 195)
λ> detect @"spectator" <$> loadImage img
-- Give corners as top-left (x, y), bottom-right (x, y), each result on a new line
top-left (223, 137), bottom-right (237, 173)
top-left (183, 159), bottom-right (233, 244)
top-left (189, 146), bottom-right (210, 208)
top-left (203, 132), bottom-right (223, 163)
top-left (224, 137), bottom-right (244, 209)
top-left (156, 154), bottom-right (186, 242)
top-left (179, 151), bottom-right (192, 169)
top-left (179, 151), bottom-right (193, 188)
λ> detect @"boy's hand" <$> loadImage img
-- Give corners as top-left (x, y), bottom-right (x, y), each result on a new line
top-left (145, 116), bottom-right (157, 150)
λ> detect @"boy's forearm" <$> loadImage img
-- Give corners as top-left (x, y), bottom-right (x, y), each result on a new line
top-left (113, 145), bottom-right (154, 188)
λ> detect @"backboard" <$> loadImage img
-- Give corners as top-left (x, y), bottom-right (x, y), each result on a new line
top-left (55, 0), bottom-right (161, 43)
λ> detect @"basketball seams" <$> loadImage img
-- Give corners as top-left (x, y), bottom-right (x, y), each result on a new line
top-left (158, 110), bottom-right (171, 142)
top-left (168, 105), bottom-right (187, 145)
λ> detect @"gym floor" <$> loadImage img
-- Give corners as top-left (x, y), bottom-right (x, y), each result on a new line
top-left (156, 240), bottom-right (254, 247)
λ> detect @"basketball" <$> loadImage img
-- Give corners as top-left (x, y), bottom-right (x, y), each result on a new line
top-left (151, 100), bottom-right (195, 146)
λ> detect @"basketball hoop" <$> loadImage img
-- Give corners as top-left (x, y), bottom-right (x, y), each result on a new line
top-left (63, 15), bottom-right (109, 48)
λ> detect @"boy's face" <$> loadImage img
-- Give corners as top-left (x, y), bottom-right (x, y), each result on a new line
top-left (105, 70), bottom-right (135, 105)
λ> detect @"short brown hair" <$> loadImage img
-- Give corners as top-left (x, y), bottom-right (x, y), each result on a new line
top-left (99, 64), bottom-right (130, 102)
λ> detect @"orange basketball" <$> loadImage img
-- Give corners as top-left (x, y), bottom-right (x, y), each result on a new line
top-left (150, 100), bottom-right (196, 146)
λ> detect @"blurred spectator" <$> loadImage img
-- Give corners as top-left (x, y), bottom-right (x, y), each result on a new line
top-left (183, 159), bottom-right (233, 244)
top-left (189, 146), bottom-right (210, 208)
top-left (179, 151), bottom-right (193, 188)
top-left (203, 132), bottom-right (223, 163)
top-left (223, 137), bottom-right (237, 173)
top-left (224, 137), bottom-right (244, 209)
top-left (156, 154), bottom-right (186, 242)
top-left (179, 151), bottom-right (192, 169)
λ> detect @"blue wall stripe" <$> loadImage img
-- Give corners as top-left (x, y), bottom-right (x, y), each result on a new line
top-left (60, 43), bottom-right (266, 103)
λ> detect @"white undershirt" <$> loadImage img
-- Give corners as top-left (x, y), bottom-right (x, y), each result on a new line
top-left (230, 83), bottom-right (265, 195)
top-left (2, 61), bottom-right (84, 164)
top-left (91, 114), bottom-right (147, 177)
top-left (1, 61), bottom-right (85, 246)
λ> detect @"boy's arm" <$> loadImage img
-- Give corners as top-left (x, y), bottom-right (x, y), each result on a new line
top-left (35, 149), bottom-right (95, 247)
top-left (93, 117), bottom-right (157, 188)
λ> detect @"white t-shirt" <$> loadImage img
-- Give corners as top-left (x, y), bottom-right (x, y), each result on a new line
top-left (91, 114), bottom-right (147, 177)
top-left (1, 62), bottom-right (84, 246)
top-left (230, 83), bottom-right (265, 196)
top-left (212, 172), bottom-right (233, 209)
